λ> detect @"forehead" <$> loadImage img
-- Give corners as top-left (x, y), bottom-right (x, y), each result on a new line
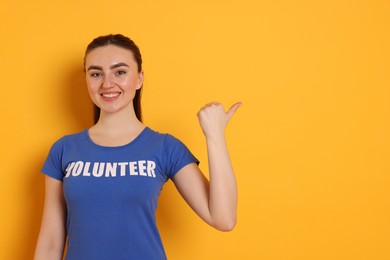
top-left (85, 45), bottom-right (136, 65)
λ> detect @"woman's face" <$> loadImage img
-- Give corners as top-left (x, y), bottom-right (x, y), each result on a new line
top-left (84, 45), bottom-right (143, 115)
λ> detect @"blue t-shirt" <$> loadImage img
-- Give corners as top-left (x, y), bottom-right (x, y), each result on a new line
top-left (41, 127), bottom-right (198, 260)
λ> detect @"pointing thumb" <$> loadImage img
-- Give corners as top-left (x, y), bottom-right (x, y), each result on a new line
top-left (226, 102), bottom-right (242, 121)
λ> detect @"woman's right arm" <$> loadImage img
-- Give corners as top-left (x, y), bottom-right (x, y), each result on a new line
top-left (34, 175), bottom-right (67, 260)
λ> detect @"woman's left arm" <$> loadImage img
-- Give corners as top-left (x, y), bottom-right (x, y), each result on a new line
top-left (173, 102), bottom-right (241, 231)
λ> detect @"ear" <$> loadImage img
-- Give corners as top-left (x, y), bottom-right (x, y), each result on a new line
top-left (136, 70), bottom-right (144, 89)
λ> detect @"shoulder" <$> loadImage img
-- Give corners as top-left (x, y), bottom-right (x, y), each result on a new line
top-left (144, 127), bottom-right (183, 146)
top-left (146, 128), bottom-right (194, 161)
top-left (61, 130), bottom-right (86, 142)
top-left (48, 130), bottom-right (87, 150)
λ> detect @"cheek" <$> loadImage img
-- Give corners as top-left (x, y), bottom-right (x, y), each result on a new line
top-left (122, 77), bottom-right (140, 90)
top-left (85, 81), bottom-right (100, 101)
top-left (86, 78), bottom-right (99, 92)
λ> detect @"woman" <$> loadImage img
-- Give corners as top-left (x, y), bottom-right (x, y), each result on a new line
top-left (34, 34), bottom-right (241, 260)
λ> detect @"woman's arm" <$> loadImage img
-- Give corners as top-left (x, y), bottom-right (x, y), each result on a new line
top-left (173, 102), bottom-right (241, 231)
top-left (34, 176), bottom-right (67, 260)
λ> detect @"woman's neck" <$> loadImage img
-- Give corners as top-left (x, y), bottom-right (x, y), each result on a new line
top-left (88, 108), bottom-right (145, 146)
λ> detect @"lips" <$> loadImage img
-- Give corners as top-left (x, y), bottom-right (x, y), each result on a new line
top-left (101, 93), bottom-right (120, 98)
top-left (100, 92), bottom-right (121, 101)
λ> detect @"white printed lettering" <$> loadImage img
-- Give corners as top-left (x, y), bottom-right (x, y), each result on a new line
top-left (147, 161), bottom-right (156, 177)
top-left (72, 161), bottom-right (83, 176)
top-left (83, 162), bottom-right (91, 176)
top-left (118, 162), bottom-right (128, 176)
top-left (65, 160), bottom-right (157, 178)
top-left (105, 163), bottom-right (117, 177)
top-left (65, 162), bottom-right (75, 178)
top-left (129, 162), bottom-right (138, 175)
top-left (92, 162), bottom-right (104, 177)
top-left (138, 160), bottom-right (147, 176)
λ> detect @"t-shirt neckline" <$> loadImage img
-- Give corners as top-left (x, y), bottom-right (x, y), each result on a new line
top-left (83, 127), bottom-right (150, 150)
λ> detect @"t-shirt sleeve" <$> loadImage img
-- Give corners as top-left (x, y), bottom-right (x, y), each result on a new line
top-left (164, 134), bottom-right (199, 179)
top-left (41, 138), bottom-right (65, 181)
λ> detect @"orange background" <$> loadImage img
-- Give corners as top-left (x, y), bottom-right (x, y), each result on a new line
top-left (1, 0), bottom-right (389, 259)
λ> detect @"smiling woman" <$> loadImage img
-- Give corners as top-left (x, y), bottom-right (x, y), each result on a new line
top-left (33, 34), bottom-right (241, 260)
top-left (85, 45), bottom-right (144, 121)
top-left (84, 34), bottom-right (144, 123)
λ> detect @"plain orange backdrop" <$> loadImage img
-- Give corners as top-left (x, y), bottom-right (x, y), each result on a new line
top-left (1, 0), bottom-right (389, 259)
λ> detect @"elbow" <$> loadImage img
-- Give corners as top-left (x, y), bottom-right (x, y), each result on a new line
top-left (212, 217), bottom-right (237, 232)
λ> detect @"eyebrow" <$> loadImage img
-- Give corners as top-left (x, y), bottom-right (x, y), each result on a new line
top-left (87, 62), bottom-right (130, 71)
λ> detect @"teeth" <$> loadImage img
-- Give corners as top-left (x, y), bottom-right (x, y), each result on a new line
top-left (102, 93), bottom-right (119, 98)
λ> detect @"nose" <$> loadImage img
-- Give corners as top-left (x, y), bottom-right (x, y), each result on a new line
top-left (102, 74), bottom-right (115, 88)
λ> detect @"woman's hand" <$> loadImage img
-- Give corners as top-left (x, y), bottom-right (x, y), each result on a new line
top-left (197, 102), bottom-right (242, 139)
top-left (173, 101), bottom-right (242, 231)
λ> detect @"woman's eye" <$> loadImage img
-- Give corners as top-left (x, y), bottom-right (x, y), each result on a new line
top-left (90, 72), bottom-right (102, 77)
top-left (116, 70), bottom-right (126, 75)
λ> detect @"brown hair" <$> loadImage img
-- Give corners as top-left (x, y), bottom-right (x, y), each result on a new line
top-left (84, 34), bottom-right (143, 123)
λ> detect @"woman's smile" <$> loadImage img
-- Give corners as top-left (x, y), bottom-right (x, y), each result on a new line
top-left (84, 45), bottom-right (143, 114)
top-left (100, 92), bottom-right (121, 101)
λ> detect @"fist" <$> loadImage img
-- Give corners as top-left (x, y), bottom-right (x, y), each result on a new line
top-left (197, 102), bottom-right (242, 138)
